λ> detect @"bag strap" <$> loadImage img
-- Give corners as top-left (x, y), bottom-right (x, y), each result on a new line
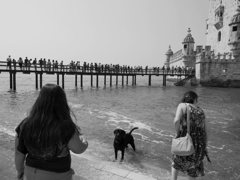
top-left (186, 103), bottom-right (190, 134)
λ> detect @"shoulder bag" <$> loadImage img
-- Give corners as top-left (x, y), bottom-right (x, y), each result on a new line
top-left (171, 103), bottom-right (195, 156)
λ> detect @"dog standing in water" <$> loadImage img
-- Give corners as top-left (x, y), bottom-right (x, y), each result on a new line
top-left (113, 127), bottom-right (138, 162)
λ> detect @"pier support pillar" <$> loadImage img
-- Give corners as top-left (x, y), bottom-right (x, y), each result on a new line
top-left (104, 75), bottom-right (106, 86)
top-left (13, 72), bottom-right (16, 91)
top-left (81, 74), bottom-right (83, 88)
top-left (132, 76), bottom-right (134, 85)
top-left (40, 73), bottom-right (42, 88)
top-left (163, 75), bottom-right (166, 86)
top-left (110, 75), bottom-right (112, 87)
top-left (57, 73), bottom-right (59, 86)
top-left (62, 74), bottom-right (65, 89)
top-left (75, 74), bottom-right (77, 87)
top-left (36, 74), bottom-right (38, 89)
top-left (135, 75), bottom-right (136, 85)
top-left (116, 75), bottom-right (118, 86)
top-left (126, 75), bottom-right (128, 85)
top-left (149, 75), bottom-right (151, 86)
top-left (57, 74), bottom-right (59, 85)
top-left (9, 72), bottom-right (12, 89)
top-left (91, 75), bottom-right (93, 87)
top-left (96, 75), bottom-right (99, 88)
top-left (122, 75), bottom-right (124, 86)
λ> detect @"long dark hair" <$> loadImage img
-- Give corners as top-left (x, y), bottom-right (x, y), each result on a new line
top-left (181, 91), bottom-right (198, 104)
top-left (22, 84), bottom-right (77, 153)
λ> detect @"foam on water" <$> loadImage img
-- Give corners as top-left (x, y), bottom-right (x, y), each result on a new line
top-left (0, 125), bottom-right (15, 137)
top-left (68, 102), bottom-right (84, 109)
top-left (87, 108), bottom-right (174, 145)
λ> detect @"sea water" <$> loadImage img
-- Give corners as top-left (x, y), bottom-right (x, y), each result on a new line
top-left (0, 73), bottom-right (240, 180)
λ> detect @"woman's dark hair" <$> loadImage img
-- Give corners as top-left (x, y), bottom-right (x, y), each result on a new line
top-left (22, 84), bottom-right (77, 154)
top-left (181, 91), bottom-right (198, 104)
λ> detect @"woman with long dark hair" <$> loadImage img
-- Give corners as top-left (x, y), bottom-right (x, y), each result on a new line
top-left (171, 91), bottom-right (210, 180)
top-left (15, 84), bottom-right (88, 180)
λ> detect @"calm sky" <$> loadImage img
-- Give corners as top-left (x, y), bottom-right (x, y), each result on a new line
top-left (0, 0), bottom-right (209, 67)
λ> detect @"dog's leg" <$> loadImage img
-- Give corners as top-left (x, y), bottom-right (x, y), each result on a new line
top-left (114, 148), bottom-right (118, 161)
top-left (129, 141), bottom-right (136, 151)
top-left (120, 149), bottom-right (125, 162)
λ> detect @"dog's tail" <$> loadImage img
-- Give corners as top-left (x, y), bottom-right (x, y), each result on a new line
top-left (129, 127), bottom-right (138, 134)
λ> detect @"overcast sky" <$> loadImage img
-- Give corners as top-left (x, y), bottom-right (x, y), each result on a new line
top-left (0, 0), bottom-right (209, 67)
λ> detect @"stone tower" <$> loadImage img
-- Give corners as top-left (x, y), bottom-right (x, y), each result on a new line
top-left (206, 0), bottom-right (239, 55)
top-left (182, 28), bottom-right (195, 56)
top-left (228, 4), bottom-right (240, 58)
top-left (164, 45), bottom-right (173, 68)
top-left (182, 28), bottom-right (196, 67)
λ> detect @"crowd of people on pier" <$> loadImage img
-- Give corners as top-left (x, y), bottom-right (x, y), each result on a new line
top-left (5, 55), bottom-right (194, 75)
top-left (162, 65), bottom-right (195, 76)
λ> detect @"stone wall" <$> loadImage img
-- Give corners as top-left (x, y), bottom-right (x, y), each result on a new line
top-left (169, 49), bottom-right (183, 67)
top-left (195, 52), bottom-right (240, 87)
top-left (206, 0), bottom-right (237, 54)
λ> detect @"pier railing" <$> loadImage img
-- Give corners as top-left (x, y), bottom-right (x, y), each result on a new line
top-left (0, 61), bottom-right (194, 75)
top-left (0, 61), bottom-right (195, 90)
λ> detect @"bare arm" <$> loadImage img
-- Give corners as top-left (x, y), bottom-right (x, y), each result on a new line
top-left (174, 103), bottom-right (184, 135)
top-left (14, 134), bottom-right (25, 180)
top-left (68, 130), bottom-right (88, 154)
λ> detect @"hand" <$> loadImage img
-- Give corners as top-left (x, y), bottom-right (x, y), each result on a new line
top-left (76, 125), bottom-right (82, 134)
top-left (17, 172), bottom-right (24, 180)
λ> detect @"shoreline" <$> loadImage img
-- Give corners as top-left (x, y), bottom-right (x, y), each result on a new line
top-left (0, 130), bottom-right (179, 180)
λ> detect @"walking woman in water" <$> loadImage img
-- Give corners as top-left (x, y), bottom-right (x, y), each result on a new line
top-left (15, 84), bottom-right (88, 180)
top-left (171, 91), bottom-right (210, 180)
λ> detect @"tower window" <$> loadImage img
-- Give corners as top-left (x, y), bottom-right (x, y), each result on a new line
top-left (184, 45), bottom-right (187, 49)
top-left (218, 31), bottom-right (221, 42)
top-left (206, 24), bottom-right (209, 30)
top-left (214, 5), bottom-right (224, 30)
top-left (233, 26), bottom-right (238, 31)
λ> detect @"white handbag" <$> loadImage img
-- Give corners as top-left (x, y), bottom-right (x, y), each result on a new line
top-left (171, 103), bottom-right (195, 156)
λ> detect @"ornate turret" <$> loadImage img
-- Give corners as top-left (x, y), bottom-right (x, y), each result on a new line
top-left (164, 45), bottom-right (173, 68)
top-left (182, 28), bottom-right (195, 56)
top-left (228, 4), bottom-right (240, 58)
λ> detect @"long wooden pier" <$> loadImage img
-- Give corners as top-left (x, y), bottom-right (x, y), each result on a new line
top-left (0, 61), bottom-right (194, 91)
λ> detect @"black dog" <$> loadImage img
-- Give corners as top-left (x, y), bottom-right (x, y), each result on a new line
top-left (113, 127), bottom-right (138, 161)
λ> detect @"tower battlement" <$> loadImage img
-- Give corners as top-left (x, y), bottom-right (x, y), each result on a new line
top-left (164, 0), bottom-right (240, 87)
top-left (196, 51), bottom-right (237, 63)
